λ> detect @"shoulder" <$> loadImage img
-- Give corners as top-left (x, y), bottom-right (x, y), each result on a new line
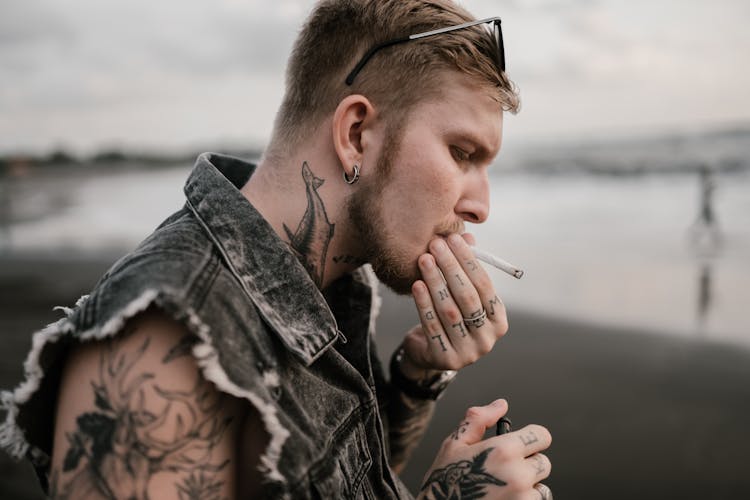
top-left (51, 309), bottom-right (248, 498)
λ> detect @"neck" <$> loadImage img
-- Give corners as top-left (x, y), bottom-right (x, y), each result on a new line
top-left (241, 137), bottom-right (364, 290)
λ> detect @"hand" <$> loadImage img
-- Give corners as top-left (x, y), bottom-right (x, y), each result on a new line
top-left (401, 233), bottom-right (508, 378)
top-left (418, 399), bottom-right (552, 500)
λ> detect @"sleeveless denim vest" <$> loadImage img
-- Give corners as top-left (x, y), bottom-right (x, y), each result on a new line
top-left (0, 153), bottom-right (414, 499)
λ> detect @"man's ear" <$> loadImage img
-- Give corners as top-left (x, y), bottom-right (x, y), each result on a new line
top-left (332, 94), bottom-right (377, 180)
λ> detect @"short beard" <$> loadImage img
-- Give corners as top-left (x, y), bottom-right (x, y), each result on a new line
top-left (347, 122), bottom-right (419, 295)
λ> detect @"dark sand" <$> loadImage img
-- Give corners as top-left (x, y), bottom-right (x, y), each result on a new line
top-left (1, 254), bottom-right (749, 499)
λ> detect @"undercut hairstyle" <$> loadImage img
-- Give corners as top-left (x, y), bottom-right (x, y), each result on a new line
top-left (267, 0), bottom-right (519, 156)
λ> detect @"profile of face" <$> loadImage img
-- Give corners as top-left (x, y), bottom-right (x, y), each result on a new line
top-left (348, 72), bottom-right (504, 294)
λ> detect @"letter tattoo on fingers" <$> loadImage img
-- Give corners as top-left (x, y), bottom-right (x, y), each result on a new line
top-left (438, 288), bottom-right (449, 301)
top-left (466, 259), bottom-right (478, 272)
top-left (450, 421), bottom-right (470, 440)
top-left (519, 430), bottom-right (539, 447)
top-left (425, 310), bottom-right (435, 321)
top-left (531, 455), bottom-right (546, 475)
top-left (488, 295), bottom-right (502, 317)
top-left (431, 334), bottom-right (448, 352)
top-left (455, 274), bottom-right (465, 286)
top-left (451, 322), bottom-right (468, 338)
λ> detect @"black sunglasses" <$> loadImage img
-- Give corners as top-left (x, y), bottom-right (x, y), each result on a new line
top-left (345, 16), bottom-right (505, 86)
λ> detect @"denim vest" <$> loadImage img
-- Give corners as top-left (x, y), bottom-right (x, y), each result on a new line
top-left (0, 153), bottom-right (413, 499)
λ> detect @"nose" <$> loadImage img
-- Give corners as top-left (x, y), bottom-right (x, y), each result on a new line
top-left (455, 170), bottom-right (490, 224)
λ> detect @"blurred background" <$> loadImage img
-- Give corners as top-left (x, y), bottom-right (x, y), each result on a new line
top-left (1, 0), bottom-right (748, 498)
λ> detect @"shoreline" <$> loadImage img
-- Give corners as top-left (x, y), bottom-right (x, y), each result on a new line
top-left (1, 255), bottom-right (749, 499)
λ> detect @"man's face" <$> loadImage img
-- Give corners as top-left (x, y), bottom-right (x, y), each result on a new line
top-left (349, 72), bottom-right (504, 294)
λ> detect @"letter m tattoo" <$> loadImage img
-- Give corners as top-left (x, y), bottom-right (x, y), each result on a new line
top-left (488, 295), bottom-right (502, 317)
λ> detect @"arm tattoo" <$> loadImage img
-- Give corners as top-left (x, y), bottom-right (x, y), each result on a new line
top-left (282, 162), bottom-right (335, 288)
top-left (162, 333), bottom-right (197, 364)
top-left (387, 391), bottom-right (436, 472)
top-left (52, 337), bottom-right (231, 499)
top-left (420, 448), bottom-right (507, 499)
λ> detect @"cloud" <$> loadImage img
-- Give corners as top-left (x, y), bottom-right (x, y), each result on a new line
top-left (0, 0), bottom-right (748, 153)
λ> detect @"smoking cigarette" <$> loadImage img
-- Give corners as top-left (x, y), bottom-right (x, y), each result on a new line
top-left (471, 247), bottom-right (524, 279)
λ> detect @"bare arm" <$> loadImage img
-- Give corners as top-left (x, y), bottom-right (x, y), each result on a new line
top-left (49, 310), bottom-right (251, 499)
top-left (386, 386), bottom-right (436, 474)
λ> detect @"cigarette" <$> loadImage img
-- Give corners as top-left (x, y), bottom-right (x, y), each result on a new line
top-left (472, 247), bottom-right (524, 279)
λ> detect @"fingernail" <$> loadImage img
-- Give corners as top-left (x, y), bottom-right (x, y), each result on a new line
top-left (432, 239), bottom-right (448, 253)
top-left (491, 398), bottom-right (507, 407)
top-left (448, 233), bottom-right (463, 246)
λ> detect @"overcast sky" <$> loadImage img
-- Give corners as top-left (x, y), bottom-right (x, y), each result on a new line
top-left (1, 0), bottom-right (749, 155)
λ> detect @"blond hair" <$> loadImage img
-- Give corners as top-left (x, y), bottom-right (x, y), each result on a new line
top-left (267, 0), bottom-right (519, 155)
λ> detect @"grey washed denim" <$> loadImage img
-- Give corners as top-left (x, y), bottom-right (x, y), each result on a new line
top-left (0, 153), bottom-right (413, 498)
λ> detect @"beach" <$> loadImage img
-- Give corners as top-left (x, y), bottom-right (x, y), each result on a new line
top-left (1, 254), bottom-right (749, 499)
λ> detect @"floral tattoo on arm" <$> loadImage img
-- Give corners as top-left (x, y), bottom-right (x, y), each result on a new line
top-left (50, 335), bottom-right (232, 499)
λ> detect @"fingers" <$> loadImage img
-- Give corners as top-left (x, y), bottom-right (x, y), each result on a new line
top-left (447, 399), bottom-right (508, 446)
top-left (525, 454), bottom-right (551, 482)
top-left (429, 238), bottom-right (484, 328)
top-left (491, 424), bottom-right (553, 460)
top-left (412, 279), bottom-right (458, 361)
top-left (445, 234), bottom-right (508, 326)
top-left (409, 233), bottom-right (509, 371)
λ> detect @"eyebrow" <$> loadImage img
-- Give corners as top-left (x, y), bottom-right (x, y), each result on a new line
top-left (450, 130), bottom-right (498, 162)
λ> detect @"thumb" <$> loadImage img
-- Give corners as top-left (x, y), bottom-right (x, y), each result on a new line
top-left (453, 399), bottom-right (508, 445)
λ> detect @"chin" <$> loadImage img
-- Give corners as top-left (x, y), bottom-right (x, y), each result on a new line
top-left (370, 254), bottom-right (420, 296)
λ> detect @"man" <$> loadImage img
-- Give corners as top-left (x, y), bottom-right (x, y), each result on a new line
top-left (0, 0), bottom-right (552, 498)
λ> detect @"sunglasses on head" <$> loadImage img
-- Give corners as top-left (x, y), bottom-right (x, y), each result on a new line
top-left (345, 16), bottom-right (505, 86)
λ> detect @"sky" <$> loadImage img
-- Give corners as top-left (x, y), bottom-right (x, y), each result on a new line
top-left (1, 0), bottom-right (749, 155)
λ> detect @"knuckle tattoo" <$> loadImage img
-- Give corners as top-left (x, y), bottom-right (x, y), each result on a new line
top-left (487, 295), bottom-right (502, 316)
top-left (519, 429), bottom-right (539, 447)
top-left (449, 420), bottom-right (470, 441)
top-left (531, 454), bottom-right (546, 475)
top-left (430, 334), bottom-right (448, 352)
top-left (451, 321), bottom-right (468, 338)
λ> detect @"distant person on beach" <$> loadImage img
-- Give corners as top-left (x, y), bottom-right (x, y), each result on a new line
top-left (697, 165), bottom-right (717, 227)
top-left (690, 164), bottom-right (722, 252)
top-left (0, 1), bottom-right (552, 498)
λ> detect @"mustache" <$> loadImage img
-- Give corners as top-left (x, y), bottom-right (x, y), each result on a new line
top-left (436, 220), bottom-right (465, 237)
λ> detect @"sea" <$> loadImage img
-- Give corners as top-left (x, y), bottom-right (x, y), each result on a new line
top-left (1, 129), bottom-right (748, 348)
